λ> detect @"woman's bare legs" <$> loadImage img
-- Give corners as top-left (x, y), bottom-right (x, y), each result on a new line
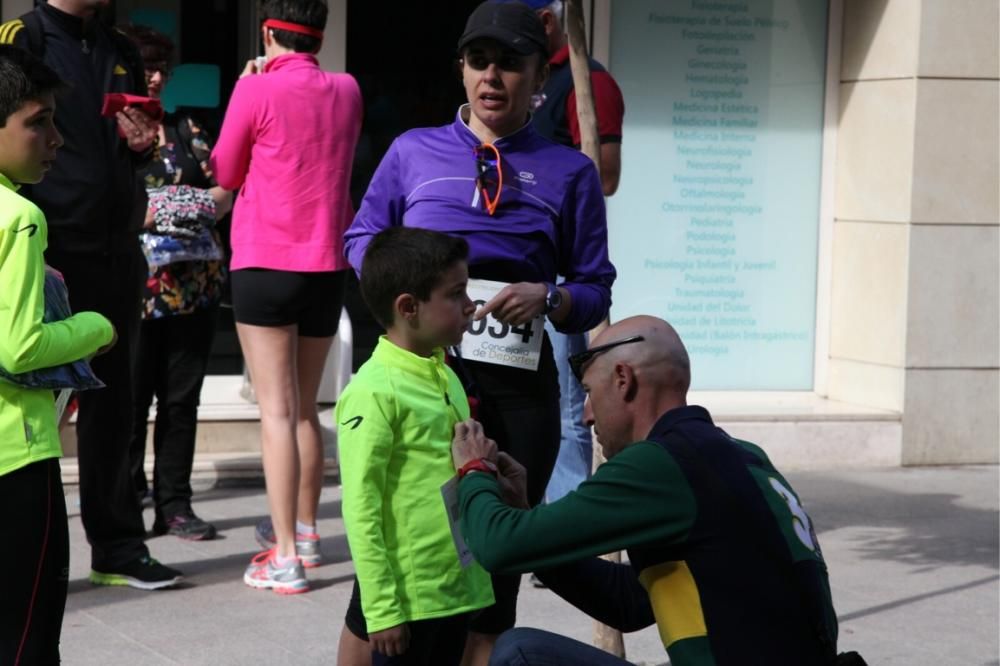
top-left (237, 322), bottom-right (299, 559)
top-left (294, 335), bottom-right (334, 527)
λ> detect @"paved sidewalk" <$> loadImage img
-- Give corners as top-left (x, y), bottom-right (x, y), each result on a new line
top-left (60, 465), bottom-right (999, 665)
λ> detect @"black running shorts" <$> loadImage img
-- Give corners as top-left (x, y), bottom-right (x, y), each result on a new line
top-left (230, 268), bottom-right (347, 337)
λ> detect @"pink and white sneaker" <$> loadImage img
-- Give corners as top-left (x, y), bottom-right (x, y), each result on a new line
top-left (243, 549), bottom-right (309, 595)
top-left (255, 518), bottom-right (322, 568)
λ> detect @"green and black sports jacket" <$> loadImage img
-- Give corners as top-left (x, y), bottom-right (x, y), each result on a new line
top-left (459, 405), bottom-right (839, 666)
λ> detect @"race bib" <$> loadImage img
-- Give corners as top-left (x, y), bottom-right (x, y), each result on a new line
top-left (461, 279), bottom-right (544, 371)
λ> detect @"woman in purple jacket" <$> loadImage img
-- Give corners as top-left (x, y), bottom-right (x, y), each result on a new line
top-left (341, 3), bottom-right (616, 663)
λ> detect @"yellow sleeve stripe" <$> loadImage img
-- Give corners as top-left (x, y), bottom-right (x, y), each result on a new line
top-left (0, 20), bottom-right (25, 45)
top-left (639, 560), bottom-right (709, 649)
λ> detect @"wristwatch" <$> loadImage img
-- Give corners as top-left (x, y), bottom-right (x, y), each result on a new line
top-left (543, 282), bottom-right (562, 315)
top-left (458, 458), bottom-right (499, 479)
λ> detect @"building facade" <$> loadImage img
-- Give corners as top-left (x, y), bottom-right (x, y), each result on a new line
top-left (3, 0), bottom-right (996, 467)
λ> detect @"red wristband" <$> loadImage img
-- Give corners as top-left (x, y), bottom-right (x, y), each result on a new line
top-left (458, 458), bottom-right (498, 479)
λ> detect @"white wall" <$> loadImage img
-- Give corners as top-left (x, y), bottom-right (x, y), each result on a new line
top-left (316, 0), bottom-right (345, 72)
top-left (1, 0), bottom-right (33, 21)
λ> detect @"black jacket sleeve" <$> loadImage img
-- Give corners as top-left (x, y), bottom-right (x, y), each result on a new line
top-left (535, 557), bottom-right (656, 632)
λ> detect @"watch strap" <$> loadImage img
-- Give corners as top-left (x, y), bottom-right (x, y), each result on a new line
top-left (458, 458), bottom-right (498, 479)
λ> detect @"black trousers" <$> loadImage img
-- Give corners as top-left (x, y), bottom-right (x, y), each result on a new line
top-left (461, 334), bottom-right (561, 635)
top-left (130, 307), bottom-right (218, 519)
top-left (46, 247), bottom-right (149, 570)
top-left (0, 459), bottom-right (69, 666)
top-left (370, 612), bottom-right (471, 666)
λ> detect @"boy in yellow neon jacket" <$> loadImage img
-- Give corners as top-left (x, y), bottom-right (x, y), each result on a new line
top-left (336, 227), bottom-right (493, 663)
top-left (0, 46), bottom-right (115, 664)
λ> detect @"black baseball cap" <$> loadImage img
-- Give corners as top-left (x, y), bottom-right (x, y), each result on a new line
top-left (457, 1), bottom-right (547, 56)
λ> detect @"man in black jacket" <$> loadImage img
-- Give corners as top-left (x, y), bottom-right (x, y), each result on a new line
top-left (0, 0), bottom-right (182, 589)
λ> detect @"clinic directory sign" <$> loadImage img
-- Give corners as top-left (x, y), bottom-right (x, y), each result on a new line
top-left (607, 0), bottom-right (829, 389)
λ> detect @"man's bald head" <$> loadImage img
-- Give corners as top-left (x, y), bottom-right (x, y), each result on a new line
top-left (589, 316), bottom-right (691, 395)
top-left (579, 316), bottom-right (691, 458)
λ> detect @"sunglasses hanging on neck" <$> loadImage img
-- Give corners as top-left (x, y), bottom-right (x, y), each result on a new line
top-left (474, 142), bottom-right (502, 216)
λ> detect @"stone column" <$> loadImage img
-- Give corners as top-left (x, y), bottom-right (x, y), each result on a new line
top-left (830, 0), bottom-right (999, 463)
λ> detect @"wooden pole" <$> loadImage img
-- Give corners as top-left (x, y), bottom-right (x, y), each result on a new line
top-left (564, 0), bottom-right (601, 170)
top-left (564, 0), bottom-right (625, 660)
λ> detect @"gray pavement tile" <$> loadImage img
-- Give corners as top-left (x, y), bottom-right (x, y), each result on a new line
top-left (57, 466), bottom-right (998, 665)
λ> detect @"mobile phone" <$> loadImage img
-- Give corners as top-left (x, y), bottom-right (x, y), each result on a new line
top-left (255, 55), bottom-right (267, 71)
top-left (100, 93), bottom-right (164, 121)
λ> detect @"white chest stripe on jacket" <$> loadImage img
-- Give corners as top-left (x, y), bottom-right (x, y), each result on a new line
top-left (404, 176), bottom-right (561, 218)
top-left (405, 177), bottom-right (476, 203)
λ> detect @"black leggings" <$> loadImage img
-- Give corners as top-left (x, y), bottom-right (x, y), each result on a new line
top-left (0, 459), bottom-right (69, 666)
top-left (461, 335), bottom-right (561, 634)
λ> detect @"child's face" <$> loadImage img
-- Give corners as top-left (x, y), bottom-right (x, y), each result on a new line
top-left (0, 93), bottom-right (62, 185)
top-left (416, 261), bottom-right (476, 349)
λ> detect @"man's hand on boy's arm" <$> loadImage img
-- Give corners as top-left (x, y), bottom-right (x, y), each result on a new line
top-left (452, 419), bottom-right (498, 469)
top-left (496, 452), bottom-right (529, 509)
top-left (452, 421), bottom-right (529, 507)
top-left (369, 623), bottom-right (410, 657)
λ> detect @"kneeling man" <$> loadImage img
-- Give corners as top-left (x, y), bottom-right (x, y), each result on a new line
top-left (452, 315), bottom-right (861, 666)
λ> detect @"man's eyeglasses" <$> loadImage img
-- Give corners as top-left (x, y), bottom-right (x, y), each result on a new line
top-left (569, 335), bottom-right (645, 382)
top-left (474, 142), bottom-right (502, 216)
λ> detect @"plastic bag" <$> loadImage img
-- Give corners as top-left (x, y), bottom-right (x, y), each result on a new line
top-left (0, 267), bottom-right (105, 391)
top-left (140, 185), bottom-right (222, 267)
top-left (140, 226), bottom-right (223, 267)
top-left (147, 184), bottom-right (216, 238)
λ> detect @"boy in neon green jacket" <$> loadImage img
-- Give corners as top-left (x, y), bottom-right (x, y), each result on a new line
top-left (0, 46), bottom-right (115, 664)
top-left (336, 227), bottom-right (494, 663)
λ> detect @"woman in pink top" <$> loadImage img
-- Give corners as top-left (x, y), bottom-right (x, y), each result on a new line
top-left (210, 0), bottom-right (362, 594)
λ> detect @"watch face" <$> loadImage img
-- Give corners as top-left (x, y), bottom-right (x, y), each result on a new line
top-left (547, 286), bottom-right (562, 312)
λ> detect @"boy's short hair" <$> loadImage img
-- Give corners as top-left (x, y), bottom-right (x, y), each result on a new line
top-left (261, 0), bottom-right (328, 54)
top-left (0, 45), bottom-right (66, 128)
top-left (361, 227), bottom-right (470, 329)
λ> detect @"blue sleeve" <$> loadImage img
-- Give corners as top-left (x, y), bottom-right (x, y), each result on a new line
top-left (343, 139), bottom-right (406, 274)
top-left (557, 162), bottom-right (616, 332)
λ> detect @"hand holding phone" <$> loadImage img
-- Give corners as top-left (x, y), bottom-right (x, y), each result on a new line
top-left (103, 94), bottom-right (161, 150)
top-left (240, 57), bottom-right (267, 78)
top-left (100, 93), bottom-right (164, 121)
